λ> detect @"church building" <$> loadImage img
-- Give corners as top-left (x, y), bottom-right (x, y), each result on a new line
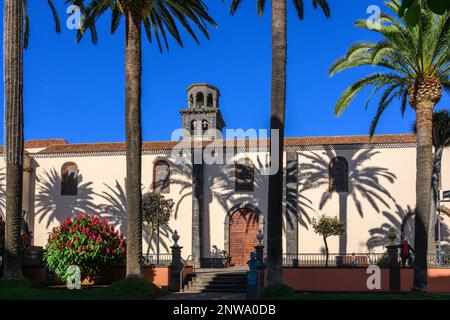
top-left (3, 83), bottom-right (450, 267)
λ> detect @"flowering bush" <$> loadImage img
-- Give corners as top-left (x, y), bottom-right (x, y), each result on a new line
top-left (43, 214), bottom-right (126, 282)
top-left (0, 215), bottom-right (32, 256)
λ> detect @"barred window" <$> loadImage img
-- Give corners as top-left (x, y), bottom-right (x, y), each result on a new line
top-left (61, 162), bottom-right (78, 196)
top-left (153, 160), bottom-right (170, 193)
top-left (329, 157), bottom-right (348, 192)
top-left (235, 158), bottom-right (254, 192)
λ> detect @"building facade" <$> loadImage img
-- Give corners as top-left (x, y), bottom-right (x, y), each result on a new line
top-left (1, 83), bottom-right (449, 267)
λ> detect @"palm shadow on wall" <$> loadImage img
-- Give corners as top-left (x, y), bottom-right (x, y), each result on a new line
top-left (35, 168), bottom-right (98, 229)
top-left (96, 179), bottom-right (174, 254)
top-left (284, 162), bottom-right (314, 235)
top-left (298, 149), bottom-right (397, 253)
top-left (367, 204), bottom-right (450, 252)
top-left (170, 155), bottom-right (267, 255)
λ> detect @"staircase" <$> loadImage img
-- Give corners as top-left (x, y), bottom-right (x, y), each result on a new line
top-left (183, 268), bottom-right (247, 293)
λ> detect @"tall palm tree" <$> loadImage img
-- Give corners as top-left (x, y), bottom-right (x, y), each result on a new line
top-left (329, 0), bottom-right (450, 292)
top-left (228, 0), bottom-right (330, 286)
top-left (413, 110), bottom-right (450, 256)
top-left (3, 0), bottom-right (60, 279)
top-left (77, 0), bottom-right (216, 279)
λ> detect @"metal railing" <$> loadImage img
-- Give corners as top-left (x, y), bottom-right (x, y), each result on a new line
top-left (272, 253), bottom-right (385, 267)
top-left (263, 253), bottom-right (450, 268)
top-left (142, 253), bottom-right (173, 266)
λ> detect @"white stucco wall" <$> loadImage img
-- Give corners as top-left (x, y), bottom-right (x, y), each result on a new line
top-left (27, 153), bottom-right (193, 257)
top-left (1, 141), bottom-right (448, 260)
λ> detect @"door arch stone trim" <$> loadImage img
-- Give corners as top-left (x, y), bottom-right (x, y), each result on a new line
top-left (224, 203), bottom-right (264, 259)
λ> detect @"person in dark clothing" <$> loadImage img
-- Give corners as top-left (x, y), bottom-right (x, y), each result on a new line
top-left (399, 239), bottom-right (415, 267)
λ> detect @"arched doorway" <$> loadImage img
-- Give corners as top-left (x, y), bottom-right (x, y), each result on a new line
top-left (229, 208), bottom-right (259, 266)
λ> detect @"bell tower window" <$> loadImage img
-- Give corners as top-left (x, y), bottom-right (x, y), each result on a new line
top-left (207, 94), bottom-right (213, 108)
top-left (196, 92), bottom-right (204, 108)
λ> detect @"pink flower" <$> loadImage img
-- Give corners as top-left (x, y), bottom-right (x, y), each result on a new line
top-left (96, 235), bottom-right (102, 244)
top-left (106, 248), bottom-right (110, 254)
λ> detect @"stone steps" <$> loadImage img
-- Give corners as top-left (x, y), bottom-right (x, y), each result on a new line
top-left (183, 270), bottom-right (247, 293)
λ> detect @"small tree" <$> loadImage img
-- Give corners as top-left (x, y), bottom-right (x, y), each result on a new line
top-left (312, 215), bottom-right (345, 267)
top-left (142, 193), bottom-right (174, 264)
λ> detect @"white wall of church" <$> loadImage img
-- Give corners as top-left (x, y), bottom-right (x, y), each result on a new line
top-left (297, 146), bottom-right (450, 255)
top-left (1, 142), bottom-right (449, 260)
top-left (28, 153), bottom-right (194, 257)
top-left (202, 152), bottom-right (270, 257)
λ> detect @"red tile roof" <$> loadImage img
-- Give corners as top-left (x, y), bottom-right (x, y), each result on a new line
top-left (25, 139), bottom-right (68, 148)
top-left (30, 134), bottom-right (416, 154)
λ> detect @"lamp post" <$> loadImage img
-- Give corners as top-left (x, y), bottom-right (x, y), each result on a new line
top-left (255, 229), bottom-right (264, 266)
top-left (169, 230), bottom-right (183, 292)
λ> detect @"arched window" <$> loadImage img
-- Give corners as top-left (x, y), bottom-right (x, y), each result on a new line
top-left (207, 93), bottom-right (214, 108)
top-left (329, 157), bottom-right (348, 192)
top-left (235, 157), bottom-right (255, 192)
top-left (196, 92), bottom-right (204, 108)
top-left (202, 120), bottom-right (208, 133)
top-left (61, 162), bottom-right (78, 196)
top-left (153, 160), bottom-right (170, 193)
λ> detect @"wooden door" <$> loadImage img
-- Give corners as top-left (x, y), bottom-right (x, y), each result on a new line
top-left (229, 208), bottom-right (259, 266)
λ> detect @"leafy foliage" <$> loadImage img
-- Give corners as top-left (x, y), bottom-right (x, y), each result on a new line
top-left (21, 0), bottom-right (61, 48)
top-left (312, 215), bottom-right (345, 239)
top-left (400, 0), bottom-right (450, 25)
top-left (329, 0), bottom-right (450, 136)
top-left (142, 193), bottom-right (174, 245)
top-left (70, 0), bottom-right (217, 51)
top-left (142, 193), bottom-right (174, 228)
top-left (42, 214), bottom-right (126, 282)
top-left (312, 215), bottom-right (345, 266)
top-left (0, 214), bottom-right (32, 256)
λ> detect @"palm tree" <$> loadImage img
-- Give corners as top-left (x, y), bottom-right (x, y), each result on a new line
top-left (413, 110), bottom-right (450, 256)
top-left (77, 0), bottom-right (216, 279)
top-left (229, 0), bottom-right (330, 287)
top-left (3, 0), bottom-right (60, 279)
top-left (329, 0), bottom-right (450, 292)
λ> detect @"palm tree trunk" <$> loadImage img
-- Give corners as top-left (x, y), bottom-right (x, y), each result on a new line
top-left (124, 10), bottom-right (143, 279)
top-left (428, 146), bottom-right (443, 259)
top-left (266, 0), bottom-right (287, 287)
top-left (413, 100), bottom-right (434, 292)
top-left (3, 0), bottom-right (24, 279)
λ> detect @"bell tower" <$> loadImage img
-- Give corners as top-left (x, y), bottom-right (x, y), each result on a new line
top-left (180, 83), bottom-right (225, 139)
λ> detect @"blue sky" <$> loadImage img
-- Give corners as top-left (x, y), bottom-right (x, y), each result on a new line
top-left (0, 0), bottom-right (448, 144)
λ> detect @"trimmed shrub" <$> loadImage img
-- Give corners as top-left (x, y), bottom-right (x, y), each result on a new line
top-left (43, 214), bottom-right (126, 282)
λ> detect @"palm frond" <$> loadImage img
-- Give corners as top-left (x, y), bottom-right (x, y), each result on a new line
top-left (78, 0), bottom-right (215, 52)
top-left (330, 0), bottom-right (450, 131)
